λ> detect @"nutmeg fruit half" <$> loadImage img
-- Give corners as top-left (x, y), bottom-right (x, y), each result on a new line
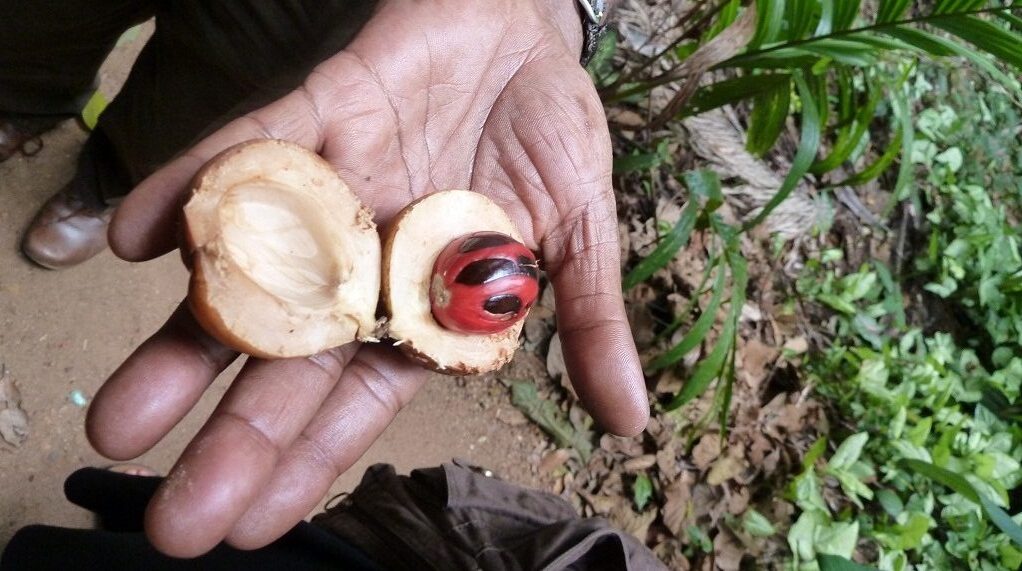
top-left (183, 139), bottom-right (381, 359)
top-left (382, 190), bottom-right (537, 375)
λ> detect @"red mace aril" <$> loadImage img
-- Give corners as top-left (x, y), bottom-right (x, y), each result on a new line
top-left (430, 232), bottom-right (539, 334)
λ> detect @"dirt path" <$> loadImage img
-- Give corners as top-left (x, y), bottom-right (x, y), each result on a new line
top-left (0, 25), bottom-right (544, 547)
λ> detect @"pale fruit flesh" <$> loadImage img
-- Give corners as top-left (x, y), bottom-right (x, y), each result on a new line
top-left (184, 139), bottom-right (381, 359)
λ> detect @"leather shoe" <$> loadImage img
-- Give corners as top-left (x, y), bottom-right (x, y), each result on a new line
top-left (22, 185), bottom-right (113, 270)
top-left (0, 113), bottom-right (67, 162)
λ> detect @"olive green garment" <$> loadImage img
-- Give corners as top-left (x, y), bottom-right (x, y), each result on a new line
top-left (313, 461), bottom-right (668, 571)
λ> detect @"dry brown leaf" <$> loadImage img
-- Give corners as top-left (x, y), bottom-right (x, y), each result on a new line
top-left (618, 222), bottom-right (632, 264)
top-left (692, 433), bottom-right (722, 470)
top-left (712, 529), bottom-right (744, 571)
top-left (610, 503), bottom-right (657, 543)
top-left (650, 5), bottom-right (758, 126)
top-left (776, 402), bottom-right (812, 434)
top-left (725, 486), bottom-right (751, 515)
top-left (579, 491), bottom-right (618, 516)
top-left (624, 454), bottom-right (657, 472)
top-left (783, 336), bottom-right (809, 355)
top-left (600, 433), bottom-right (644, 457)
top-left (662, 472), bottom-right (695, 537)
top-left (646, 415), bottom-right (673, 447)
top-left (740, 339), bottom-right (779, 385)
top-left (707, 455), bottom-right (745, 486)
top-left (495, 406), bottom-right (529, 426)
top-left (539, 449), bottom-right (572, 474)
top-left (692, 483), bottom-right (728, 526)
top-left (0, 365), bottom-right (29, 448)
top-left (523, 304), bottom-right (554, 349)
top-left (653, 539), bottom-right (691, 571)
top-left (606, 108), bottom-right (646, 128)
top-left (658, 446), bottom-right (681, 481)
top-left (626, 303), bottom-right (658, 352)
top-left (546, 333), bottom-right (568, 381)
top-left (668, 239), bottom-right (709, 292)
top-left (747, 432), bottom-right (772, 466)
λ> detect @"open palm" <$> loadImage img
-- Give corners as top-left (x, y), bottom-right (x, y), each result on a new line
top-left (89, 0), bottom-right (647, 557)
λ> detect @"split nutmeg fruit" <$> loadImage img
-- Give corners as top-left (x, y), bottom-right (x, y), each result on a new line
top-left (183, 140), bottom-right (381, 359)
top-left (183, 140), bottom-right (539, 374)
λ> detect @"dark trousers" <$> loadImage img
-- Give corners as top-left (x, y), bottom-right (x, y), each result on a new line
top-left (0, 0), bottom-right (376, 205)
top-left (0, 468), bottom-right (383, 570)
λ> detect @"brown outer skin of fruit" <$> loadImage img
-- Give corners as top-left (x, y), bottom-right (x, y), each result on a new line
top-left (183, 140), bottom-right (380, 359)
top-left (188, 261), bottom-right (279, 358)
top-left (381, 192), bottom-right (527, 376)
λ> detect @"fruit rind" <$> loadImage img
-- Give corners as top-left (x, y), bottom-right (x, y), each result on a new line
top-left (382, 190), bottom-right (530, 375)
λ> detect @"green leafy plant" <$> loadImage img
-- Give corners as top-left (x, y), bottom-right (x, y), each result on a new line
top-left (610, 1), bottom-right (1022, 413)
top-left (910, 78), bottom-right (1022, 352)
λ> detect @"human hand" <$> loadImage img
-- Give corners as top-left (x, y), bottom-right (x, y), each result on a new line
top-left (89, 0), bottom-right (648, 557)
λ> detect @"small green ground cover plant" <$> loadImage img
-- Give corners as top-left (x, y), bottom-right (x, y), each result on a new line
top-left (791, 67), bottom-right (1022, 570)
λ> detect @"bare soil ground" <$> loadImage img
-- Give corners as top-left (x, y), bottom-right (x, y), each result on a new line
top-left (0, 25), bottom-right (544, 548)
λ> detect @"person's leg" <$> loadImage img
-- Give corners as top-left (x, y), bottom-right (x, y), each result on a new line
top-left (0, 0), bottom-right (155, 269)
top-left (94, 0), bottom-right (379, 199)
top-left (21, 0), bottom-right (378, 269)
top-left (0, 0), bottom-right (155, 160)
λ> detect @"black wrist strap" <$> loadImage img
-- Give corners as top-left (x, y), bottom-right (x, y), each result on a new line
top-left (577, 0), bottom-right (607, 66)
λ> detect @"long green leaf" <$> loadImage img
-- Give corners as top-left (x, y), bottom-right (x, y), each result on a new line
top-left (932, 0), bottom-right (987, 16)
top-left (876, 0), bottom-right (912, 24)
top-left (818, 554), bottom-right (880, 571)
top-left (809, 71), bottom-right (830, 136)
top-left (881, 25), bottom-right (957, 56)
top-left (746, 78), bottom-right (792, 155)
top-left (622, 170), bottom-right (722, 290)
top-left (723, 4), bottom-right (1022, 72)
top-left (900, 459), bottom-right (1022, 548)
top-left (679, 73), bottom-right (792, 118)
top-left (683, 167), bottom-right (725, 210)
top-left (832, 125), bottom-right (903, 186)
top-left (666, 231), bottom-right (746, 410)
top-left (705, 0), bottom-right (743, 41)
top-left (785, 0), bottom-right (820, 40)
top-left (751, 0), bottom-right (786, 49)
top-left (887, 75), bottom-right (915, 206)
top-left (613, 151), bottom-right (662, 174)
top-left (665, 311), bottom-right (735, 410)
top-left (742, 72), bottom-right (822, 231)
top-left (623, 200), bottom-right (698, 290)
top-left (813, 0), bottom-right (836, 36)
top-left (512, 382), bottom-right (594, 461)
top-left (832, 0), bottom-right (861, 31)
top-left (884, 25), bottom-right (1021, 92)
top-left (835, 67), bottom-right (855, 125)
top-left (930, 14), bottom-right (1022, 70)
top-left (717, 245), bottom-right (747, 431)
top-left (812, 79), bottom-right (882, 174)
top-left (723, 51), bottom-right (821, 70)
top-left (801, 38), bottom-right (879, 66)
top-left (648, 262), bottom-right (728, 371)
top-left (1000, 12), bottom-right (1022, 32)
